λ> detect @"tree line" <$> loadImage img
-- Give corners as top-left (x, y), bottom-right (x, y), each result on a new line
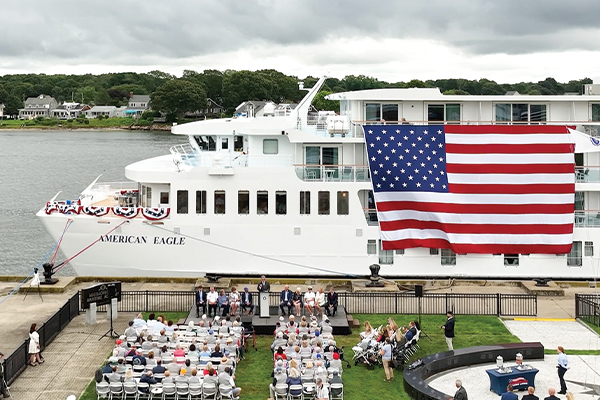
top-left (0, 69), bottom-right (592, 117)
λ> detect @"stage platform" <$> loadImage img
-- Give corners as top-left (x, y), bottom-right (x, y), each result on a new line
top-left (183, 307), bottom-right (352, 335)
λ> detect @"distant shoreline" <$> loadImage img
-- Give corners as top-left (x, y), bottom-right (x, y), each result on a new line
top-left (0, 124), bottom-right (172, 131)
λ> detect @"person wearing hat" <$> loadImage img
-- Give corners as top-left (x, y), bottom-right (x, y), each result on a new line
top-left (195, 285), bottom-right (207, 318)
top-left (329, 352), bottom-right (342, 374)
top-left (241, 287), bottom-right (254, 315)
top-left (304, 286), bottom-right (316, 316)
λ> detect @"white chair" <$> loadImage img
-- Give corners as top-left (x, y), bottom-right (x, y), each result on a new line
top-left (175, 382), bottom-right (189, 400)
top-left (201, 382), bottom-right (217, 400)
top-left (136, 382), bottom-right (150, 400)
top-left (96, 382), bottom-right (110, 400)
top-left (108, 382), bottom-right (123, 400)
top-left (330, 383), bottom-right (343, 400)
top-left (302, 382), bottom-right (316, 399)
top-left (274, 383), bottom-right (289, 400)
top-left (161, 382), bottom-right (176, 400)
top-left (122, 382), bottom-right (138, 400)
top-left (218, 384), bottom-right (235, 400)
top-left (288, 384), bottom-right (303, 400)
top-left (188, 382), bottom-right (202, 400)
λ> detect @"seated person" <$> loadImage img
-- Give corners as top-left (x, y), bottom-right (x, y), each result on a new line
top-left (132, 349), bottom-right (147, 366)
top-left (124, 321), bottom-right (138, 338)
top-left (304, 286), bottom-right (316, 316)
top-left (326, 287), bottom-right (338, 317)
top-left (280, 285), bottom-right (294, 316)
top-left (240, 287), bottom-right (253, 315)
top-left (286, 368), bottom-right (302, 396)
top-left (219, 366), bottom-right (242, 397)
top-left (292, 288), bottom-right (303, 317)
top-left (270, 366), bottom-right (288, 399)
top-left (229, 287), bottom-right (241, 316)
top-left (218, 289), bottom-right (230, 316)
top-left (161, 370), bottom-right (174, 385)
top-left (207, 287), bottom-right (219, 317)
top-left (139, 371), bottom-right (157, 390)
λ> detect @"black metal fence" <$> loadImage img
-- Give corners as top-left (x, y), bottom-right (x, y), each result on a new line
top-left (268, 292), bottom-right (537, 316)
top-left (3, 292), bottom-right (80, 385)
top-left (93, 291), bottom-right (195, 313)
top-left (575, 294), bottom-right (600, 327)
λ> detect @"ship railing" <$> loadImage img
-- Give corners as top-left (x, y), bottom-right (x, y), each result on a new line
top-left (575, 166), bottom-right (600, 182)
top-left (293, 164), bottom-right (371, 182)
top-left (89, 181), bottom-right (138, 192)
top-left (574, 210), bottom-right (600, 227)
top-left (170, 143), bottom-right (199, 167)
top-left (575, 294), bottom-right (600, 327)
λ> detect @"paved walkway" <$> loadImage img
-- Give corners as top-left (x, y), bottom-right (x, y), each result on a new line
top-left (504, 320), bottom-right (600, 350)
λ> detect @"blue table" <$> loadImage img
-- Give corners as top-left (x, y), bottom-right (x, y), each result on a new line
top-left (485, 366), bottom-right (539, 395)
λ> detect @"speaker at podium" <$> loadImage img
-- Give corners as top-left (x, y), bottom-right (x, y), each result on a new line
top-left (259, 292), bottom-right (270, 318)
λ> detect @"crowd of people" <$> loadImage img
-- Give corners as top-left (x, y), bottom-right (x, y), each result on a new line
top-left (97, 312), bottom-right (246, 398)
top-left (268, 313), bottom-right (343, 400)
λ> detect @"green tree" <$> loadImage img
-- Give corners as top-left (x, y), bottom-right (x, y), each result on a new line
top-left (151, 79), bottom-right (207, 118)
top-left (222, 70), bottom-right (273, 109)
top-left (312, 90), bottom-right (339, 112)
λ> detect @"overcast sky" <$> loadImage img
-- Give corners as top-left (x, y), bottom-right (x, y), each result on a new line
top-left (2, 0), bottom-right (599, 83)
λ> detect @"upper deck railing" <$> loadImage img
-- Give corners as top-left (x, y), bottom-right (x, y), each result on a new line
top-left (170, 144), bottom-right (293, 168)
top-left (294, 164), bottom-right (371, 182)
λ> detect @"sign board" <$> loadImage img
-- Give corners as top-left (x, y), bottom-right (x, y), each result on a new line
top-left (81, 281), bottom-right (122, 309)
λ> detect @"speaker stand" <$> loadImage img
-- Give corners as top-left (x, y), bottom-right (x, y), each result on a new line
top-left (417, 297), bottom-right (432, 341)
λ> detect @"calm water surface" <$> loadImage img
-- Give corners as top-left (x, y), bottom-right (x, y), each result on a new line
top-left (0, 129), bottom-right (184, 276)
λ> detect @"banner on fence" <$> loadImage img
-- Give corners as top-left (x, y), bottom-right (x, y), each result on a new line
top-left (81, 281), bottom-right (121, 309)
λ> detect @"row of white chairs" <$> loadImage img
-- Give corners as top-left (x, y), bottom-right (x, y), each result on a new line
top-left (97, 380), bottom-right (236, 400)
top-left (272, 382), bottom-right (344, 400)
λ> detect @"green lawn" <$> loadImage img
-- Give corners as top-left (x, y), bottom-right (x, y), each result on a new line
top-left (0, 117), bottom-right (159, 129)
top-left (78, 314), bottom-right (523, 400)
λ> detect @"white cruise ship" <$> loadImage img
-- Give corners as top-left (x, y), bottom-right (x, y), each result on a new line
top-left (38, 78), bottom-right (600, 279)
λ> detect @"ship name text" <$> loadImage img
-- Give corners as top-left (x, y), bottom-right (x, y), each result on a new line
top-left (100, 235), bottom-right (185, 246)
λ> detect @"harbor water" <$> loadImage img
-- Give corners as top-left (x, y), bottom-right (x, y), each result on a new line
top-left (0, 129), bottom-right (183, 276)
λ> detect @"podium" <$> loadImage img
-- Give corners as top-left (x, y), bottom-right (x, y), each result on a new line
top-left (259, 292), bottom-right (270, 318)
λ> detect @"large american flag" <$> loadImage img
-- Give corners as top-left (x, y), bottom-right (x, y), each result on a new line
top-left (364, 124), bottom-right (575, 254)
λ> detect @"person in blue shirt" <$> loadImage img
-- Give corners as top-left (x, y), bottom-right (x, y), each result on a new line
top-left (218, 290), bottom-right (230, 316)
top-left (557, 346), bottom-right (569, 394)
top-left (500, 384), bottom-right (518, 400)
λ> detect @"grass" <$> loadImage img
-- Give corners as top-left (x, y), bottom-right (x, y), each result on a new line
top-left (0, 117), bottom-right (161, 129)
top-left (76, 314), bottom-right (525, 400)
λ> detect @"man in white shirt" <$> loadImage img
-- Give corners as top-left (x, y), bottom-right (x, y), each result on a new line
top-left (304, 286), bottom-right (316, 316)
top-left (316, 377), bottom-right (329, 400)
top-left (207, 286), bottom-right (219, 317)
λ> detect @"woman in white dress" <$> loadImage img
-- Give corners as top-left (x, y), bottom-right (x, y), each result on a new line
top-left (229, 287), bottom-right (240, 316)
top-left (29, 323), bottom-right (43, 366)
top-left (314, 288), bottom-right (326, 317)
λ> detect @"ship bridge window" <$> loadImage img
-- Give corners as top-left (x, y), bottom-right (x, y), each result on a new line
top-left (430, 248), bottom-right (440, 255)
top-left (495, 104), bottom-right (547, 122)
top-left (176, 190), bottom-right (188, 214)
top-left (568, 241), bottom-right (582, 266)
top-left (195, 135), bottom-right (216, 151)
top-left (263, 139), bottom-right (278, 154)
top-left (300, 191), bottom-right (311, 215)
top-left (196, 190), bottom-right (207, 214)
top-left (238, 191), bottom-right (249, 214)
top-left (585, 241), bottom-right (594, 257)
top-left (221, 137), bottom-right (229, 150)
top-left (441, 249), bottom-right (456, 266)
top-left (214, 191), bottom-right (225, 214)
top-left (160, 192), bottom-right (169, 204)
top-left (379, 240), bottom-right (393, 264)
top-left (257, 191), bottom-right (268, 214)
top-left (366, 103), bottom-right (399, 122)
top-left (427, 104), bottom-right (461, 122)
top-left (276, 191), bottom-right (287, 215)
top-left (234, 135), bottom-right (244, 152)
top-left (337, 191), bottom-right (349, 215)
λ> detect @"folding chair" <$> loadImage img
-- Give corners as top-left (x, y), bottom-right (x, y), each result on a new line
top-left (330, 383), bottom-right (344, 400)
top-left (108, 382), bottom-right (123, 400)
top-left (175, 382), bottom-right (189, 400)
top-left (274, 383), bottom-right (289, 400)
top-left (288, 384), bottom-right (303, 400)
top-left (188, 383), bottom-right (202, 400)
top-left (96, 382), bottom-right (110, 400)
top-left (122, 382), bottom-right (138, 400)
top-left (161, 382), bottom-right (176, 400)
top-left (301, 382), bottom-right (316, 399)
top-left (201, 382), bottom-right (217, 400)
top-left (218, 384), bottom-right (236, 400)
top-left (135, 382), bottom-right (150, 400)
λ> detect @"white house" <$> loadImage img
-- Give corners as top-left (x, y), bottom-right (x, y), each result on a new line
top-left (0, 103), bottom-right (5, 118)
top-left (126, 94), bottom-right (151, 118)
top-left (86, 106), bottom-right (117, 119)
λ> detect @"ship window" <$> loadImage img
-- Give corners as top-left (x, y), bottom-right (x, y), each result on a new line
top-left (441, 249), bottom-right (456, 266)
top-left (257, 191), bottom-right (268, 214)
top-left (530, 104), bottom-right (547, 121)
top-left (430, 248), bottom-right (439, 255)
top-left (160, 192), bottom-right (169, 204)
top-left (427, 104), bottom-right (445, 122)
top-left (568, 241), bottom-right (582, 266)
top-left (234, 135), bottom-right (244, 151)
top-left (585, 241), bottom-right (594, 257)
top-left (446, 104), bottom-right (461, 121)
top-left (337, 191), bottom-right (349, 215)
top-left (238, 191), bottom-right (249, 214)
top-left (263, 139), bottom-right (278, 154)
top-left (141, 185), bottom-right (146, 207)
top-left (382, 104), bottom-right (399, 122)
top-left (318, 191), bottom-right (330, 215)
top-left (504, 254), bottom-right (519, 266)
top-left (196, 190), bottom-right (207, 214)
top-left (176, 190), bottom-right (188, 214)
top-left (427, 104), bottom-right (461, 122)
top-left (214, 191), bottom-right (225, 214)
top-left (365, 103), bottom-right (381, 121)
top-left (395, 249), bottom-right (404, 255)
top-left (495, 104), bottom-right (546, 122)
top-left (276, 191), bottom-right (287, 215)
top-left (221, 137), bottom-right (229, 150)
top-left (300, 191), bottom-right (311, 215)
top-left (146, 187), bottom-right (152, 207)
top-left (379, 240), bottom-right (394, 264)
top-left (367, 239), bottom-right (377, 255)
top-left (195, 135), bottom-right (216, 151)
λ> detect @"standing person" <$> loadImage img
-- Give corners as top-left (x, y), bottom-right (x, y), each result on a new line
top-left (500, 385), bottom-right (517, 400)
top-left (544, 388), bottom-right (560, 400)
top-left (557, 346), bottom-right (569, 395)
top-left (441, 311), bottom-right (455, 351)
top-left (206, 286), bottom-right (218, 318)
top-left (257, 275), bottom-right (270, 292)
top-left (279, 285), bottom-right (293, 316)
top-left (195, 285), bottom-right (207, 318)
top-left (450, 379), bottom-right (468, 400)
top-left (241, 287), bottom-right (253, 315)
top-left (380, 337), bottom-right (394, 381)
top-left (326, 287), bottom-right (338, 317)
top-left (28, 323), bottom-right (43, 366)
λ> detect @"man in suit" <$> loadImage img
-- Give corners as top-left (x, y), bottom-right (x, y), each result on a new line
top-left (257, 275), bottom-right (270, 292)
top-left (500, 385), bottom-right (518, 400)
top-left (441, 311), bottom-right (455, 350)
top-left (279, 285), bottom-right (293, 316)
top-left (241, 287), bottom-right (253, 315)
top-left (326, 287), bottom-right (338, 317)
top-left (522, 386), bottom-right (539, 400)
top-left (544, 388), bottom-right (560, 400)
top-left (195, 285), bottom-right (207, 318)
top-left (450, 379), bottom-right (467, 400)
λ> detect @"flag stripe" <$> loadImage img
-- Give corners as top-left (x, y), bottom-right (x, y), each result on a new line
top-left (374, 191), bottom-right (574, 204)
top-left (446, 163), bottom-right (574, 174)
top-left (446, 143), bottom-right (574, 154)
top-left (380, 229), bottom-right (572, 245)
top-left (446, 153), bottom-right (574, 164)
top-left (449, 183), bottom-right (575, 194)
top-left (444, 125), bottom-right (573, 134)
top-left (378, 210), bottom-right (573, 225)
top-left (380, 219), bottom-right (573, 235)
top-left (375, 200), bottom-right (574, 214)
top-left (446, 133), bottom-right (575, 145)
top-left (448, 173), bottom-right (574, 184)
top-left (381, 239), bottom-right (573, 254)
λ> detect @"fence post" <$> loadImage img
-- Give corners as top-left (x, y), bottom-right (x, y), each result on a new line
top-left (575, 294), bottom-right (579, 319)
top-left (395, 293), bottom-right (398, 315)
top-left (497, 293), bottom-right (501, 316)
top-left (146, 290), bottom-right (149, 312)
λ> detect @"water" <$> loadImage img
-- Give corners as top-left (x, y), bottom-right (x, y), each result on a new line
top-left (0, 129), bottom-right (184, 276)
